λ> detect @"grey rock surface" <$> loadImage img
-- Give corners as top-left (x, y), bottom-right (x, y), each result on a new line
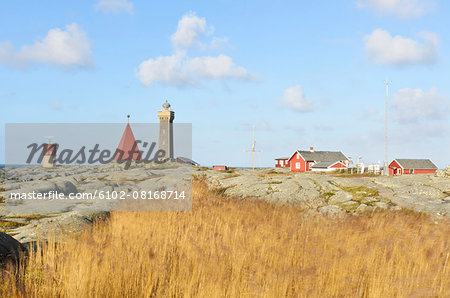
top-left (318, 205), bottom-right (345, 218)
top-left (1, 162), bottom-right (192, 243)
top-left (199, 167), bottom-right (449, 219)
top-left (436, 166), bottom-right (450, 178)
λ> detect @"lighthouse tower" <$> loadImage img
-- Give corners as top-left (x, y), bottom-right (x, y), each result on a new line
top-left (158, 100), bottom-right (175, 160)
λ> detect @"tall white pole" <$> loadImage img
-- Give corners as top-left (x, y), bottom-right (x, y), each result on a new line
top-left (245, 125), bottom-right (260, 170)
top-left (384, 80), bottom-right (391, 175)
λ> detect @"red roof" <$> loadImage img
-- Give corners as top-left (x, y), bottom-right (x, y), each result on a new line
top-left (114, 123), bottom-right (142, 161)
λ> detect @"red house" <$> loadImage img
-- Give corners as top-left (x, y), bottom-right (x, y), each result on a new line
top-left (288, 147), bottom-right (349, 172)
top-left (388, 159), bottom-right (438, 176)
top-left (213, 165), bottom-right (228, 171)
top-left (275, 157), bottom-right (289, 168)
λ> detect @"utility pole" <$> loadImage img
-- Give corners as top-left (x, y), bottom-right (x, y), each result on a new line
top-left (245, 126), bottom-right (261, 170)
top-left (384, 80), bottom-right (391, 175)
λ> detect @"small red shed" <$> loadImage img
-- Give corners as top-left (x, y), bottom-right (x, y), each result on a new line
top-left (388, 159), bottom-right (438, 176)
top-left (275, 157), bottom-right (289, 168)
top-left (213, 165), bottom-right (228, 171)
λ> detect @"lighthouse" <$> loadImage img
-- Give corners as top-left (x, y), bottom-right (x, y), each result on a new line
top-left (158, 100), bottom-right (175, 160)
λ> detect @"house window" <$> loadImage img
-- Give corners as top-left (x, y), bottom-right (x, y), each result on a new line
top-left (297, 153), bottom-right (300, 159)
top-left (296, 162), bottom-right (300, 169)
top-left (411, 169), bottom-right (414, 174)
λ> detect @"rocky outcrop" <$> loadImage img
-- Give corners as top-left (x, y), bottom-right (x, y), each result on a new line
top-left (0, 232), bottom-right (26, 267)
top-left (436, 166), bottom-right (450, 178)
top-left (318, 205), bottom-right (345, 218)
top-left (1, 162), bottom-right (191, 243)
top-left (203, 168), bottom-right (449, 219)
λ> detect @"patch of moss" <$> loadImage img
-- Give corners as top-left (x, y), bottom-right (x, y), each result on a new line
top-left (0, 219), bottom-right (28, 229)
top-left (195, 166), bottom-right (210, 171)
top-left (323, 192), bottom-right (335, 198)
top-left (8, 214), bottom-right (54, 221)
top-left (268, 180), bottom-right (282, 184)
top-left (259, 169), bottom-right (291, 178)
top-left (338, 202), bottom-right (360, 212)
top-left (338, 185), bottom-right (378, 202)
top-left (0, 186), bottom-right (5, 203)
top-left (222, 173), bottom-right (240, 179)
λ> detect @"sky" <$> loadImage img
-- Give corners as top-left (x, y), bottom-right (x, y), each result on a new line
top-left (1, 0), bottom-right (449, 168)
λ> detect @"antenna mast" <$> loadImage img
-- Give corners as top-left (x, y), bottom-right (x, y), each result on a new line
top-left (44, 136), bottom-right (55, 144)
top-left (245, 125), bottom-right (261, 170)
top-left (384, 80), bottom-right (391, 175)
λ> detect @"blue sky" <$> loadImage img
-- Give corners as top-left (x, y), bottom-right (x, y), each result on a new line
top-left (1, 0), bottom-right (449, 168)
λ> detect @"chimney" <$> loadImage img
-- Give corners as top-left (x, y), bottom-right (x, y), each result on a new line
top-left (309, 146), bottom-right (314, 152)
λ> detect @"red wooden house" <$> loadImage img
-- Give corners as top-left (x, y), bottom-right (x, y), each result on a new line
top-left (388, 159), bottom-right (438, 176)
top-left (288, 147), bottom-right (349, 172)
top-left (213, 165), bottom-right (228, 171)
top-left (275, 157), bottom-right (289, 168)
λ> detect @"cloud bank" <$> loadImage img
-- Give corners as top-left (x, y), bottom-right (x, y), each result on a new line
top-left (0, 23), bottom-right (93, 70)
top-left (136, 12), bottom-right (254, 87)
top-left (357, 0), bottom-right (436, 19)
top-left (364, 29), bottom-right (439, 67)
top-left (392, 86), bottom-right (447, 123)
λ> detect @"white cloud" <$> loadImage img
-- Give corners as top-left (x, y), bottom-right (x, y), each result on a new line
top-left (171, 12), bottom-right (213, 49)
top-left (95, 0), bottom-right (134, 15)
top-left (281, 85), bottom-right (314, 112)
top-left (136, 53), bottom-right (192, 87)
top-left (136, 52), bottom-right (253, 87)
top-left (186, 54), bottom-right (251, 80)
top-left (0, 23), bottom-right (93, 69)
top-left (392, 86), bottom-right (447, 123)
top-left (136, 12), bottom-right (255, 87)
top-left (357, 0), bottom-right (436, 19)
top-left (364, 29), bottom-right (439, 67)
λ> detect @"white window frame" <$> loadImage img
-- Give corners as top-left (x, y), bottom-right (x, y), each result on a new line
top-left (296, 162), bottom-right (300, 169)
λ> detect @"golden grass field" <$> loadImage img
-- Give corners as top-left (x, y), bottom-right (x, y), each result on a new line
top-left (1, 177), bottom-right (449, 297)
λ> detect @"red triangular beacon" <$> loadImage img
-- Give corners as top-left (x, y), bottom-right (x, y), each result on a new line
top-left (114, 115), bottom-right (142, 161)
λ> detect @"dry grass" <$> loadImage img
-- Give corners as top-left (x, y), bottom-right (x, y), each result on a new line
top-left (1, 178), bottom-right (449, 297)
